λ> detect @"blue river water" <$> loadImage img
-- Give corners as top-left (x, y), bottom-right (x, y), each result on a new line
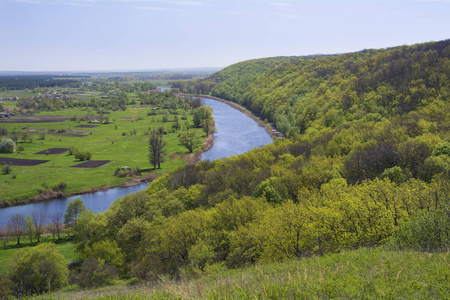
top-left (0, 95), bottom-right (273, 226)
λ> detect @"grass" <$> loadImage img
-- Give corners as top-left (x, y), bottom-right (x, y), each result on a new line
top-left (0, 236), bottom-right (76, 275)
top-left (35, 247), bottom-right (450, 299)
top-left (0, 104), bottom-right (205, 203)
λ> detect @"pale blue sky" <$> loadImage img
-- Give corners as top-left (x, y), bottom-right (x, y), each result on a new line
top-left (1, 0), bottom-right (449, 71)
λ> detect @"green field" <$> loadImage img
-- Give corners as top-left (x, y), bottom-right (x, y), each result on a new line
top-left (0, 104), bottom-right (205, 204)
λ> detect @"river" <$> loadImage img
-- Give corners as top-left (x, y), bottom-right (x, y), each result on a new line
top-left (0, 96), bottom-right (273, 226)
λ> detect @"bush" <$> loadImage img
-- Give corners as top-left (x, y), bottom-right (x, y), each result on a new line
top-left (2, 165), bottom-right (12, 175)
top-left (114, 166), bottom-right (136, 178)
top-left (8, 244), bottom-right (68, 295)
top-left (76, 259), bottom-right (116, 288)
top-left (0, 274), bottom-right (13, 299)
top-left (389, 208), bottom-right (450, 251)
top-left (52, 181), bottom-right (67, 192)
top-left (75, 151), bottom-right (92, 161)
top-left (0, 138), bottom-right (16, 153)
top-left (0, 127), bottom-right (8, 136)
top-left (68, 146), bottom-right (78, 155)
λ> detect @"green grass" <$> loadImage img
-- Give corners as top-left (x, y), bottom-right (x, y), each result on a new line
top-left (0, 104), bottom-right (205, 203)
top-left (36, 247), bottom-right (450, 299)
top-left (0, 236), bottom-right (76, 275)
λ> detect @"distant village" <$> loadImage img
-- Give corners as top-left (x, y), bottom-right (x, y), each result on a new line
top-left (0, 88), bottom-right (71, 118)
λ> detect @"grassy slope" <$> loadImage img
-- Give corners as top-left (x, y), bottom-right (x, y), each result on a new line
top-left (0, 236), bottom-right (76, 274)
top-left (0, 105), bottom-right (205, 203)
top-left (39, 247), bottom-right (449, 299)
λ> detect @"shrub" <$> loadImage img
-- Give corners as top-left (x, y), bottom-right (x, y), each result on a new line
top-left (0, 138), bottom-right (16, 153)
top-left (75, 151), bottom-right (92, 161)
top-left (0, 274), bottom-right (13, 299)
top-left (9, 244), bottom-right (68, 295)
top-left (52, 181), bottom-right (67, 192)
top-left (76, 259), bottom-right (116, 288)
top-left (0, 127), bottom-right (8, 136)
top-left (114, 166), bottom-right (135, 178)
top-left (68, 146), bottom-right (78, 155)
top-left (389, 208), bottom-right (450, 251)
top-left (2, 165), bottom-right (12, 175)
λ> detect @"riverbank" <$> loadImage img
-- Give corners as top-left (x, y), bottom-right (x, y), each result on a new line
top-left (0, 173), bottom-right (158, 208)
top-left (181, 93), bottom-right (284, 140)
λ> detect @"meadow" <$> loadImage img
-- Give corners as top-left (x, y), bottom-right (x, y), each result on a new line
top-left (0, 96), bottom-right (205, 204)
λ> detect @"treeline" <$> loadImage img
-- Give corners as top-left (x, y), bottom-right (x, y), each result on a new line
top-left (0, 76), bottom-right (84, 90)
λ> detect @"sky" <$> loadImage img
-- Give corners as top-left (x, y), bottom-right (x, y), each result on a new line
top-left (0, 0), bottom-right (449, 72)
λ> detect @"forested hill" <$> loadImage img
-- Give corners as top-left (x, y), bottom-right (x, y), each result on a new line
top-left (171, 56), bottom-right (303, 98)
top-left (174, 39), bottom-right (450, 138)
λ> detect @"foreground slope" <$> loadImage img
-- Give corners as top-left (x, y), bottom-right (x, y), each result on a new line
top-left (43, 248), bottom-right (450, 299)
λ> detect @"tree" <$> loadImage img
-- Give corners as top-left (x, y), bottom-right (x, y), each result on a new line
top-left (148, 131), bottom-right (167, 169)
top-left (0, 138), bottom-right (16, 153)
top-left (31, 210), bottom-right (47, 242)
top-left (64, 197), bottom-right (86, 229)
top-left (179, 131), bottom-right (202, 153)
top-left (0, 224), bottom-right (10, 247)
top-left (7, 214), bottom-right (25, 245)
top-left (50, 212), bottom-right (64, 239)
top-left (9, 244), bottom-right (68, 294)
top-left (193, 106), bottom-right (213, 129)
top-left (25, 215), bottom-right (34, 243)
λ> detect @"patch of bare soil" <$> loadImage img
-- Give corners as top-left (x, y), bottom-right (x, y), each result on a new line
top-left (48, 132), bottom-right (88, 137)
top-left (67, 129), bottom-right (90, 133)
top-left (0, 157), bottom-right (49, 166)
top-left (34, 148), bottom-right (68, 155)
top-left (70, 160), bottom-right (111, 168)
top-left (0, 116), bottom-right (70, 123)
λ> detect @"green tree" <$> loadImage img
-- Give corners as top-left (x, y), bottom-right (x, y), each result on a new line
top-left (179, 131), bottom-right (202, 153)
top-left (64, 197), bottom-right (86, 229)
top-left (9, 244), bottom-right (68, 294)
top-left (31, 211), bottom-right (47, 243)
top-left (81, 240), bottom-right (125, 274)
top-left (7, 214), bottom-right (25, 245)
top-left (0, 138), bottom-right (16, 153)
top-left (149, 131), bottom-right (167, 169)
top-left (25, 215), bottom-right (34, 243)
top-left (193, 106), bottom-right (213, 133)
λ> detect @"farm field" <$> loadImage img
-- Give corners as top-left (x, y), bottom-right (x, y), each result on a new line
top-left (0, 101), bottom-right (206, 204)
